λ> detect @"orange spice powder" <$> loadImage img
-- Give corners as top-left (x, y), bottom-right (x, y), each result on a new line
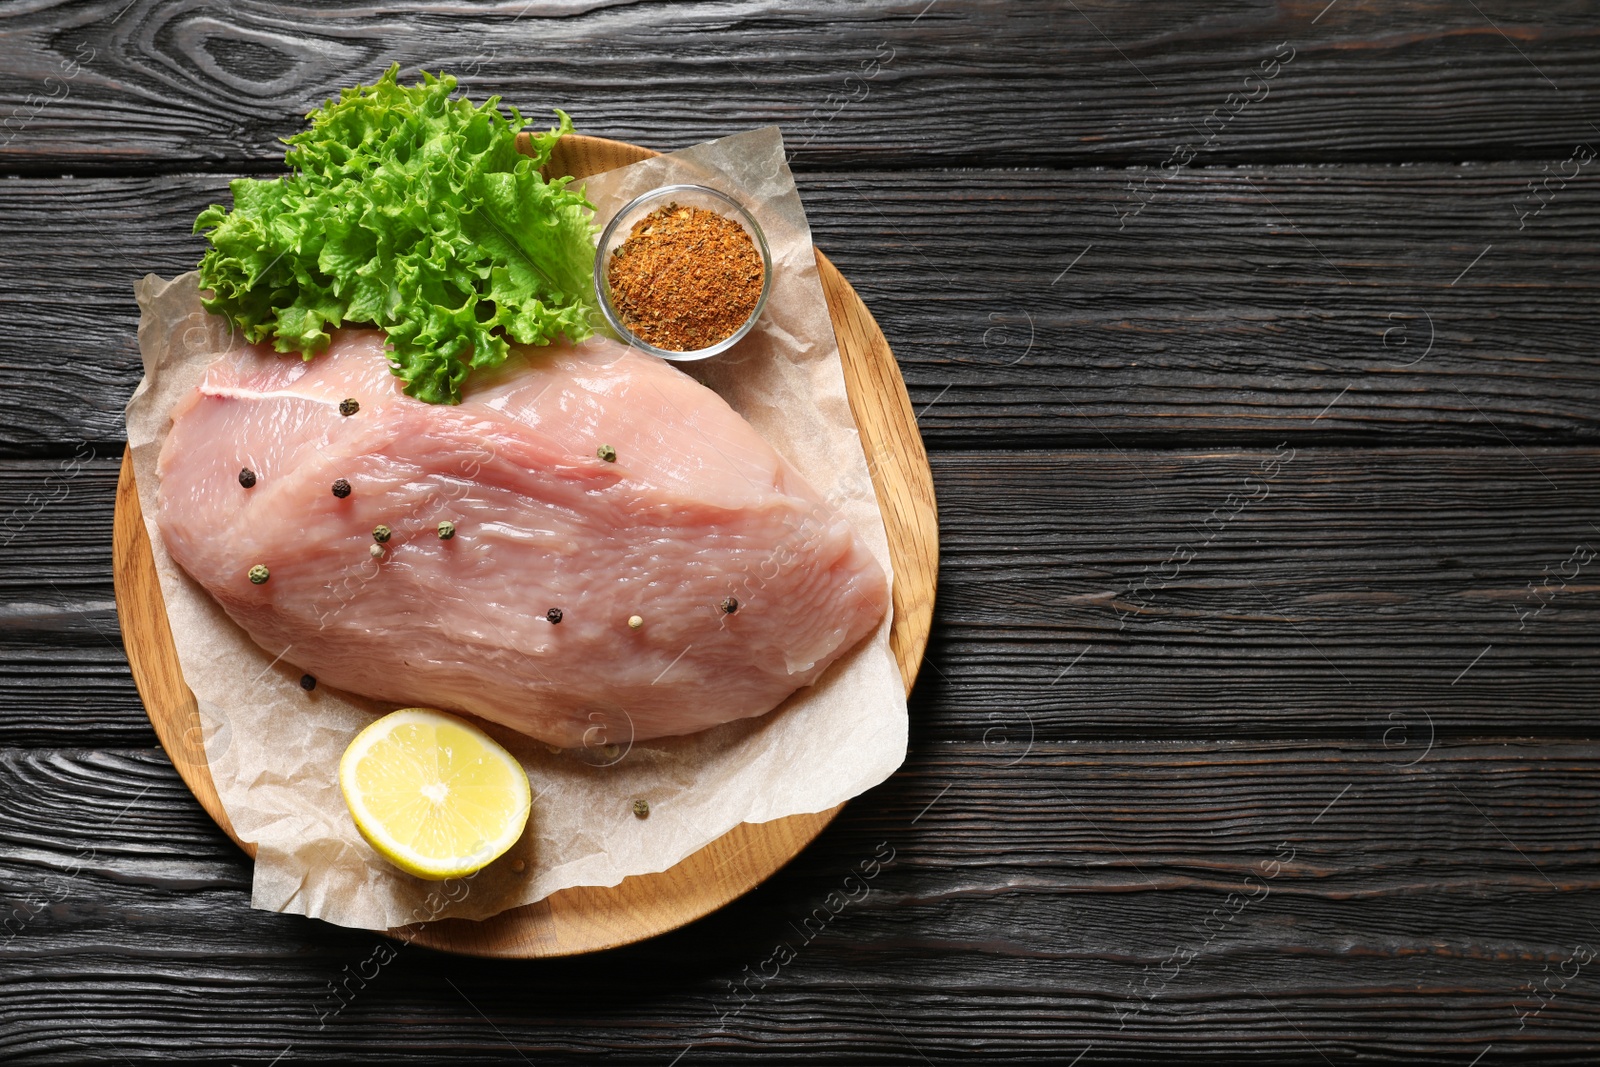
top-left (606, 203), bottom-right (765, 352)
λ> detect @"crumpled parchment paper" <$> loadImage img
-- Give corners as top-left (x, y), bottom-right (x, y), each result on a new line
top-left (123, 126), bottom-right (907, 931)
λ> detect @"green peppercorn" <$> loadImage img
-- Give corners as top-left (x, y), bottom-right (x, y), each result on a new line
top-left (372, 525), bottom-right (391, 544)
top-left (331, 478), bottom-right (351, 499)
top-left (339, 398), bottom-right (360, 417)
top-left (437, 520), bottom-right (455, 540)
top-left (633, 799), bottom-right (650, 819)
top-left (597, 444), bottom-right (617, 463)
top-left (238, 467), bottom-right (257, 489)
top-left (248, 564), bottom-right (269, 585)
top-left (721, 596), bottom-right (739, 615)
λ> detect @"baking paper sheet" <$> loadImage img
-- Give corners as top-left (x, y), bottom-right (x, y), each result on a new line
top-left (123, 126), bottom-right (907, 930)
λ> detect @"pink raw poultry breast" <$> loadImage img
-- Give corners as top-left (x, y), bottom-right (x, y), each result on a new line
top-left (155, 330), bottom-right (889, 746)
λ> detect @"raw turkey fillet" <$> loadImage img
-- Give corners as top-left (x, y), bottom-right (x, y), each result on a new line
top-left (155, 330), bottom-right (889, 746)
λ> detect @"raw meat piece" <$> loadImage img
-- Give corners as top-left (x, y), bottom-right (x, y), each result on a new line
top-left (155, 330), bottom-right (888, 746)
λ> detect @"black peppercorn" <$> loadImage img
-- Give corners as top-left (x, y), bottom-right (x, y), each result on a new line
top-left (299, 674), bottom-right (316, 691)
top-left (547, 608), bottom-right (563, 624)
top-left (721, 596), bottom-right (739, 615)
top-left (238, 467), bottom-right (257, 489)
top-left (332, 478), bottom-right (351, 499)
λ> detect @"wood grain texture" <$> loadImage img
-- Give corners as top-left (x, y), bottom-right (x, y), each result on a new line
top-left (0, 458), bottom-right (150, 744)
top-left (928, 446), bottom-right (1600, 740)
top-left (6, 163), bottom-right (1600, 455)
top-left (3, 0), bottom-right (1599, 1056)
top-left (3, 1), bottom-right (1600, 173)
top-left (1, 742), bottom-right (1598, 1062)
top-left (108, 135), bottom-right (937, 957)
top-left (10, 445), bottom-right (1600, 746)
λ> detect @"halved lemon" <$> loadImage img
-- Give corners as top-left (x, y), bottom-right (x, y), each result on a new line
top-left (339, 707), bottom-right (531, 880)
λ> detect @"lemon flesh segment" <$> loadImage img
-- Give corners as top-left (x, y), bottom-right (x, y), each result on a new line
top-left (339, 708), bottom-right (531, 880)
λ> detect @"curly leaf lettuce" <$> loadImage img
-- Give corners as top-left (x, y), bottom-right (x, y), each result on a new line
top-left (194, 65), bottom-right (597, 404)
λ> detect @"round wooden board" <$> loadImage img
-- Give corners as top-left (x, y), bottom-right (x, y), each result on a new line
top-left (112, 134), bottom-right (938, 958)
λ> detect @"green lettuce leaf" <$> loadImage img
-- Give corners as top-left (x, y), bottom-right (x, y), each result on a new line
top-left (193, 65), bottom-right (597, 404)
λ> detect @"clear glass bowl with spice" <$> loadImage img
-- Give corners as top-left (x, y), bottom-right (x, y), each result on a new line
top-left (593, 184), bottom-right (773, 362)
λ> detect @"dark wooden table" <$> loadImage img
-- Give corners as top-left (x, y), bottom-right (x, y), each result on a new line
top-left (4, 1), bottom-right (1599, 1062)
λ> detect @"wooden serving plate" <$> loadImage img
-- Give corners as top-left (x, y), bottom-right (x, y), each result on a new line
top-left (113, 134), bottom-right (938, 958)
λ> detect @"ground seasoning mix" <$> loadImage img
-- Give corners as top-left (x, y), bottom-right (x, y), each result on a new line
top-left (606, 203), bottom-right (764, 352)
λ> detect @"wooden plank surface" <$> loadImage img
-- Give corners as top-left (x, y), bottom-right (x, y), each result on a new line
top-left (3, 0), bottom-right (1599, 1059)
top-left (2, 1), bottom-right (1600, 172)
top-left (6, 164), bottom-right (1600, 454)
top-left (0, 742), bottom-right (1597, 1062)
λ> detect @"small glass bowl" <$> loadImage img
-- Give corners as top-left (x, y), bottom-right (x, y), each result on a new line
top-left (593, 183), bottom-right (773, 362)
